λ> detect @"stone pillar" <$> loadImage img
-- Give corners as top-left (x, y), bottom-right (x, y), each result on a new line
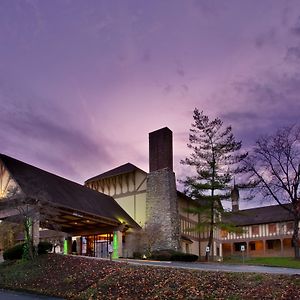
top-left (146, 168), bottom-right (180, 250)
top-left (280, 239), bottom-right (284, 256)
top-left (117, 231), bottom-right (123, 257)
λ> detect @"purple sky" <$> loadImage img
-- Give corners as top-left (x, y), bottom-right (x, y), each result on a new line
top-left (1, 0), bottom-right (300, 198)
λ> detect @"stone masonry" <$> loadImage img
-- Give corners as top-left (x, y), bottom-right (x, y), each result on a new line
top-left (146, 168), bottom-right (180, 250)
top-left (146, 127), bottom-right (181, 251)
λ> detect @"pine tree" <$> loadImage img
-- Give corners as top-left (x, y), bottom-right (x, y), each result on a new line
top-left (181, 109), bottom-right (247, 260)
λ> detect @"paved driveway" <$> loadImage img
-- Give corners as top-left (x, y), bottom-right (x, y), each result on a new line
top-left (123, 259), bottom-right (300, 275)
top-left (0, 289), bottom-right (63, 300)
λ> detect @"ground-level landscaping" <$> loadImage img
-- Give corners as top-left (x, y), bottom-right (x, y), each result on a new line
top-left (1, 254), bottom-right (300, 299)
top-left (223, 256), bottom-right (300, 269)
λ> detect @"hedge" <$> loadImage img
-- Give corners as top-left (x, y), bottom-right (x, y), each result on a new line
top-left (3, 243), bottom-right (25, 260)
top-left (3, 241), bottom-right (53, 260)
top-left (150, 249), bottom-right (198, 262)
top-left (38, 241), bottom-right (53, 254)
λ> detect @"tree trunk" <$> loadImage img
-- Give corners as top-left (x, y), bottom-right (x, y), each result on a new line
top-left (293, 217), bottom-right (300, 259)
top-left (205, 202), bottom-right (214, 261)
top-left (24, 218), bottom-right (34, 260)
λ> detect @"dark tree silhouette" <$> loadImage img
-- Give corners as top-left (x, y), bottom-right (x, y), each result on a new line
top-left (181, 109), bottom-right (247, 260)
top-left (244, 125), bottom-right (300, 258)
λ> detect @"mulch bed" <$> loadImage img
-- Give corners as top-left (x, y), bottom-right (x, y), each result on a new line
top-left (1, 254), bottom-right (300, 299)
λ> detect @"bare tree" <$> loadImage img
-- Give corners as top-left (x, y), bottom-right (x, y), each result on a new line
top-left (0, 187), bottom-right (61, 260)
top-left (0, 220), bottom-right (23, 250)
top-left (1, 195), bottom-right (40, 260)
top-left (244, 125), bottom-right (300, 258)
top-left (131, 223), bottom-right (163, 258)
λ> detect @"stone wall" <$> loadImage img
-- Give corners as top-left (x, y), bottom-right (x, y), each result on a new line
top-left (146, 168), bottom-right (180, 251)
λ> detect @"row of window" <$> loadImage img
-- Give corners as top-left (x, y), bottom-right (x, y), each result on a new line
top-left (221, 222), bottom-right (294, 238)
top-left (234, 239), bottom-right (292, 251)
top-left (180, 218), bottom-right (201, 239)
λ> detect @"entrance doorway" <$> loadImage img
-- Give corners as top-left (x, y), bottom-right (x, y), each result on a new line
top-left (95, 240), bottom-right (108, 258)
top-left (82, 233), bottom-right (112, 258)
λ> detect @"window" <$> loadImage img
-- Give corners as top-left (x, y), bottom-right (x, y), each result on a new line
top-left (185, 243), bottom-right (190, 254)
top-left (234, 242), bottom-right (246, 252)
top-left (252, 225), bottom-right (259, 236)
top-left (249, 242), bottom-right (256, 251)
top-left (221, 230), bottom-right (228, 238)
top-left (287, 222), bottom-right (293, 232)
top-left (267, 240), bottom-right (274, 249)
top-left (268, 223), bottom-right (276, 234)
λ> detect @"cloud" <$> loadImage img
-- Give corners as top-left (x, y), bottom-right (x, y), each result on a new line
top-left (192, 0), bottom-right (225, 17)
top-left (221, 70), bottom-right (300, 147)
top-left (254, 28), bottom-right (277, 49)
top-left (286, 46), bottom-right (300, 63)
top-left (290, 16), bottom-right (300, 36)
top-left (0, 80), bottom-right (112, 182)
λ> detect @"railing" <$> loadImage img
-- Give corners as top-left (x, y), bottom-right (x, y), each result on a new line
top-left (221, 223), bottom-right (294, 241)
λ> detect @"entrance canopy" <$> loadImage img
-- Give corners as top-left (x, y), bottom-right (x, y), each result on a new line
top-left (0, 154), bottom-right (140, 235)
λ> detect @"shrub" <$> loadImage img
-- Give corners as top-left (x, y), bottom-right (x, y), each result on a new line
top-left (171, 252), bottom-right (198, 262)
top-left (151, 249), bottom-right (176, 261)
top-left (133, 251), bottom-right (142, 259)
top-left (150, 249), bottom-right (198, 262)
top-left (3, 241), bottom-right (53, 260)
top-left (38, 241), bottom-right (53, 254)
top-left (3, 243), bottom-right (25, 260)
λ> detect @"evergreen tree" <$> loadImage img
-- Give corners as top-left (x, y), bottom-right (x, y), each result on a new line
top-left (181, 109), bottom-right (247, 260)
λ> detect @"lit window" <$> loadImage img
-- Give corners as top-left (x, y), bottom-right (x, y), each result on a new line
top-left (268, 223), bottom-right (276, 234)
top-left (287, 222), bottom-right (293, 232)
top-left (252, 225), bottom-right (259, 235)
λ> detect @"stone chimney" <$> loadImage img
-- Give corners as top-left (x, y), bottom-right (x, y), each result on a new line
top-left (149, 127), bottom-right (173, 172)
top-left (146, 127), bottom-right (180, 251)
top-left (231, 184), bottom-right (239, 212)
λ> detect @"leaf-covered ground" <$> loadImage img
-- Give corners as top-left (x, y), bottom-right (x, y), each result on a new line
top-left (1, 254), bottom-right (300, 299)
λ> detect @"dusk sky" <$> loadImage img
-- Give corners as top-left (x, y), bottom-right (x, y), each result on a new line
top-left (1, 0), bottom-right (300, 203)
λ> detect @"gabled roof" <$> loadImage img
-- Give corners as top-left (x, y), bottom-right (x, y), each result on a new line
top-left (85, 162), bottom-right (146, 183)
top-left (225, 204), bottom-right (294, 226)
top-left (0, 154), bottom-right (139, 229)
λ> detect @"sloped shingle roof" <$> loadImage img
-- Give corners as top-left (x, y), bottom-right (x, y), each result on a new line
top-left (0, 154), bottom-right (139, 228)
top-left (85, 162), bottom-right (146, 183)
top-left (225, 204), bottom-right (294, 226)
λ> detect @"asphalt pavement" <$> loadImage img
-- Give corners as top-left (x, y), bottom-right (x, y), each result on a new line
top-left (122, 259), bottom-right (300, 275)
top-left (0, 289), bottom-right (64, 300)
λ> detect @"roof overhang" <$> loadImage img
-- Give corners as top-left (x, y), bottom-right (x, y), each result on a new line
top-left (0, 197), bottom-right (132, 236)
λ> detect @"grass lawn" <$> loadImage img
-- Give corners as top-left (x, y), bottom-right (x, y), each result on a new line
top-left (224, 256), bottom-right (300, 268)
top-left (1, 254), bottom-right (300, 299)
